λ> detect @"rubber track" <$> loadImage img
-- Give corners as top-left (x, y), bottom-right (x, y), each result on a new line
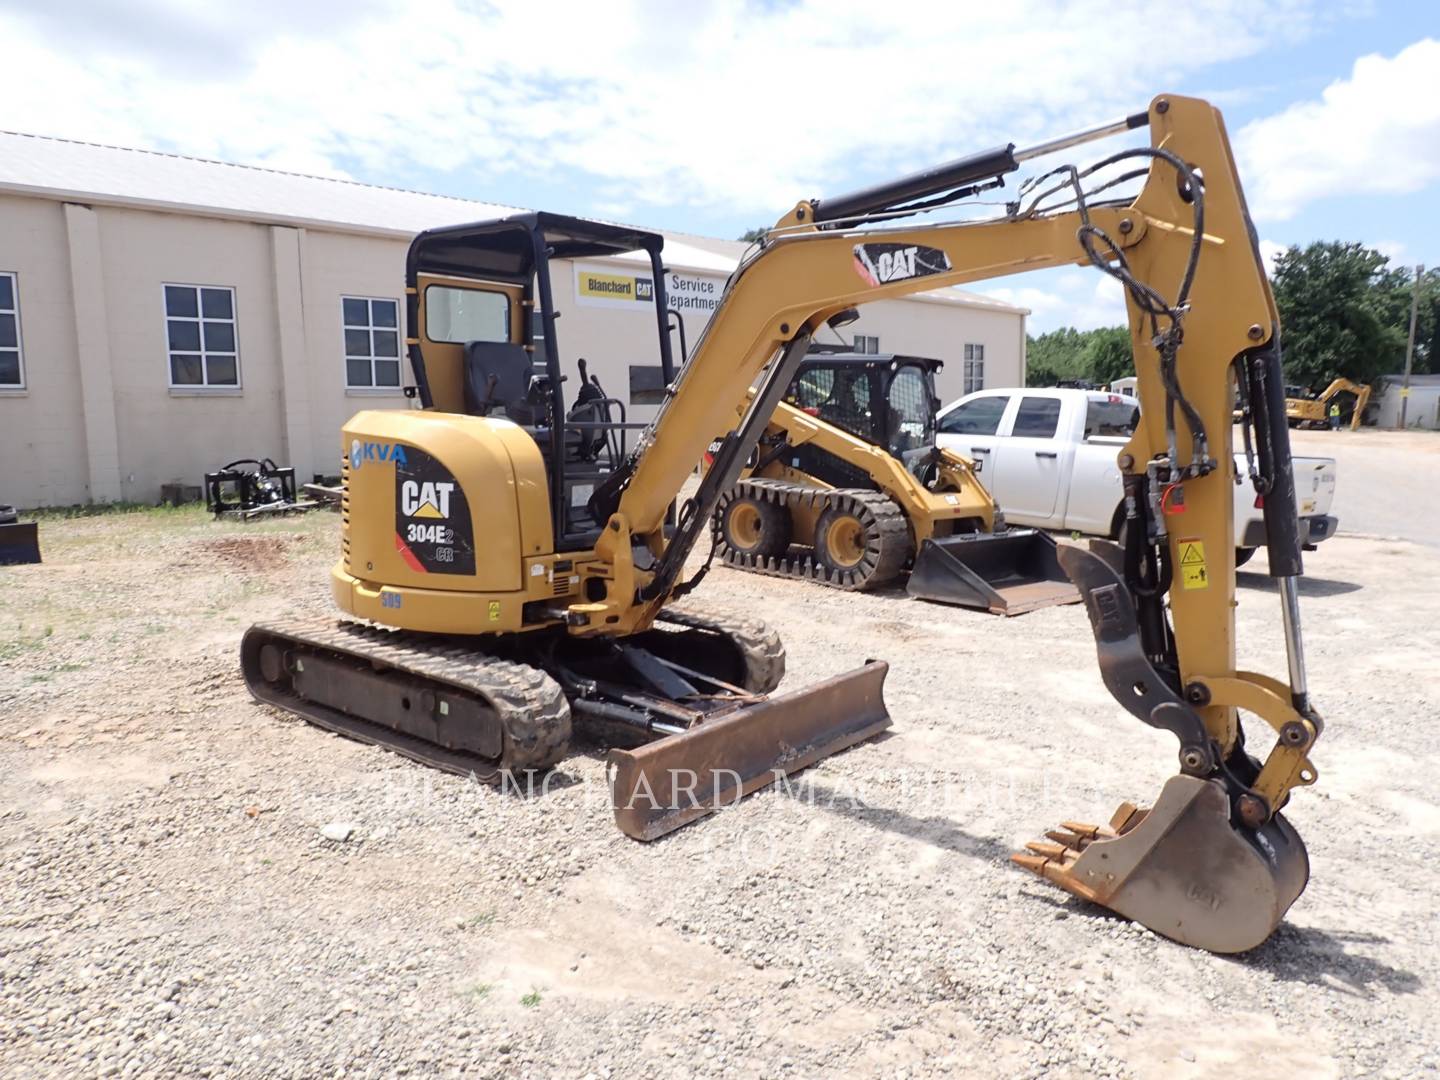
top-left (655, 605), bottom-right (786, 694)
top-left (713, 478), bottom-right (912, 592)
top-left (246, 617), bottom-right (572, 776)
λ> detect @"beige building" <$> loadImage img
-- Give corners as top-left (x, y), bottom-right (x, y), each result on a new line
top-left (0, 132), bottom-right (1027, 508)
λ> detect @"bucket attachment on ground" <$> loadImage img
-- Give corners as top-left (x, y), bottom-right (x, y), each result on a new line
top-left (906, 529), bottom-right (1080, 615)
top-left (610, 660), bottom-right (891, 841)
top-left (0, 519), bottom-right (41, 566)
top-left (1013, 774), bottom-right (1309, 953)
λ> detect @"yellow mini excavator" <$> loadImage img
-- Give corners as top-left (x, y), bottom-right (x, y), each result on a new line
top-left (244, 94), bottom-right (1323, 953)
top-left (1286, 377), bottom-right (1372, 430)
top-left (709, 351), bottom-right (1080, 614)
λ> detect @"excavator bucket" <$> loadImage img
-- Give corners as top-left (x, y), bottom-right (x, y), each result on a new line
top-left (1013, 774), bottom-right (1310, 953)
top-left (906, 529), bottom-right (1080, 615)
top-left (610, 660), bottom-right (890, 841)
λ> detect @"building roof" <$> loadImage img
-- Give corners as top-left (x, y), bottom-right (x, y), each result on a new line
top-left (0, 129), bottom-right (1026, 313)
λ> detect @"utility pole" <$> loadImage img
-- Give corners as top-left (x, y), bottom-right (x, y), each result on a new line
top-left (1399, 263), bottom-right (1423, 430)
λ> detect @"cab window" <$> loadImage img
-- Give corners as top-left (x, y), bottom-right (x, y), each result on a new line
top-left (939, 395), bottom-right (1009, 435)
top-left (1084, 396), bottom-right (1140, 438)
top-left (425, 285), bottom-right (510, 344)
top-left (886, 366), bottom-right (934, 455)
top-left (1010, 396), bottom-right (1062, 438)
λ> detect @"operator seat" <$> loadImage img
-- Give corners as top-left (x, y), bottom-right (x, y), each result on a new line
top-left (463, 341), bottom-right (541, 422)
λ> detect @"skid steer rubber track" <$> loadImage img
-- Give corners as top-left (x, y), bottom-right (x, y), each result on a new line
top-left (242, 617), bottom-right (572, 782)
top-left (714, 478), bottom-right (911, 591)
top-left (654, 605), bottom-right (787, 694)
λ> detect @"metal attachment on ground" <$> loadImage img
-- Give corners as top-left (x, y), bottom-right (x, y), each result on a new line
top-left (206, 458), bottom-right (316, 520)
top-left (0, 503), bottom-right (41, 566)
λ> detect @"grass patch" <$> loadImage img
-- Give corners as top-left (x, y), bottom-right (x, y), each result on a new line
top-left (463, 911), bottom-right (496, 930)
top-left (520, 987), bottom-right (542, 1008)
top-left (467, 983), bottom-right (492, 1001)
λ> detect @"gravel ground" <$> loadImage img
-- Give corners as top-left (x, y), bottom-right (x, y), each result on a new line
top-left (1289, 426), bottom-right (1440, 546)
top-left (2, 451), bottom-right (1438, 1079)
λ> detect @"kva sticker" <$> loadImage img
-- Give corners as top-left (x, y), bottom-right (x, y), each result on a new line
top-left (852, 242), bottom-right (952, 286)
top-left (393, 446), bottom-right (475, 575)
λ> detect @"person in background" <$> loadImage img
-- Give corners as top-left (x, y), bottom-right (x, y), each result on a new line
top-left (1329, 401), bottom-right (1342, 430)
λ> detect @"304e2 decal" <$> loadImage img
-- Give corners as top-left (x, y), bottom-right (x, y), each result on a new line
top-left (392, 447), bottom-right (474, 575)
top-left (852, 242), bottom-right (952, 286)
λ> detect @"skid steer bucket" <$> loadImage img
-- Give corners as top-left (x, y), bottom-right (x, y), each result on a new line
top-left (1014, 774), bottom-right (1310, 953)
top-left (610, 660), bottom-right (890, 841)
top-left (906, 529), bottom-right (1079, 615)
top-left (0, 521), bottom-right (41, 566)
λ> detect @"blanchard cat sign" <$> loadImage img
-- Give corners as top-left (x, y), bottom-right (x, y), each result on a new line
top-left (575, 263), bottom-right (723, 320)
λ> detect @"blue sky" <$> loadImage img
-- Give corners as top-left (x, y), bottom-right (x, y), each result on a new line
top-left (2, 1), bottom-right (1437, 331)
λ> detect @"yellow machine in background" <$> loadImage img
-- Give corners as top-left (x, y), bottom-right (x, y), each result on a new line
top-left (243, 94), bottom-right (1324, 953)
top-left (1286, 377), bottom-right (1372, 430)
top-left (709, 352), bottom-right (1079, 614)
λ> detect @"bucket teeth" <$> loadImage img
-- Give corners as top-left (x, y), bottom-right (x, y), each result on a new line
top-left (1045, 829), bottom-right (1089, 851)
top-left (1025, 841), bottom-right (1070, 860)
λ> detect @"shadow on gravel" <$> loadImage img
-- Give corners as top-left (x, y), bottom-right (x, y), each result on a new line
top-left (1236, 922), bottom-right (1422, 997)
top-left (1238, 571), bottom-right (1363, 597)
top-left (793, 778), bottom-right (1014, 863)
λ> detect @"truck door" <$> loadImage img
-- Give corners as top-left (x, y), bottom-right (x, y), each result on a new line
top-left (993, 395), bottom-right (1065, 522)
top-left (935, 393), bottom-right (1012, 493)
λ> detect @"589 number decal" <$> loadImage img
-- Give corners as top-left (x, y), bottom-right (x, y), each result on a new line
top-left (405, 522), bottom-right (453, 545)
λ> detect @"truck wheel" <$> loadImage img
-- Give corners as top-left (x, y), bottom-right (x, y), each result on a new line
top-left (1235, 547), bottom-right (1257, 568)
top-left (718, 496), bottom-right (791, 558)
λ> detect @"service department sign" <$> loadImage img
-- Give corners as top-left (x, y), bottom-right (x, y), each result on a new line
top-left (574, 263), bottom-right (723, 320)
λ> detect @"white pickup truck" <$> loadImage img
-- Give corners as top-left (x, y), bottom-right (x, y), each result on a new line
top-left (935, 387), bottom-right (1338, 564)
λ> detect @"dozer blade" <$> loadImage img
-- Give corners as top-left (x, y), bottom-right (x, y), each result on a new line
top-left (0, 521), bottom-right (41, 566)
top-left (610, 660), bottom-right (890, 841)
top-left (907, 529), bottom-right (1080, 615)
top-left (1013, 774), bottom-right (1310, 953)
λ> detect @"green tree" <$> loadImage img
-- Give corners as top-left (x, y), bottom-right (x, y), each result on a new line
top-left (738, 226), bottom-right (769, 243)
top-left (1270, 242), bottom-right (1408, 388)
top-left (1372, 265), bottom-right (1440, 376)
top-left (1082, 326), bottom-right (1134, 385)
top-left (1025, 326), bottom-right (1131, 386)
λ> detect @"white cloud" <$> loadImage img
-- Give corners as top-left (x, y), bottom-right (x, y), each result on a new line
top-left (1236, 38), bottom-right (1440, 222)
top-left (0, 0), bottom-right (1334, 218)
top-left (978, 270), bottom-right (1127, 333)
top-left (1258, 238), bottom-right (1286, 275)
top-left (1374, 240), bottom-right (1409, 265)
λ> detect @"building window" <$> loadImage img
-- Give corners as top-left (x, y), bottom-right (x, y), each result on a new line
top-left (963, 343), bottom-right (985, 394)
top-left (853, 334), bottom-right (879, 354)
top-left (343, 297), bottom-right (402, 388)
top-left (0, 272), bottom-right (23, 388)
top-left (165, 284), bottom-right (239, 387)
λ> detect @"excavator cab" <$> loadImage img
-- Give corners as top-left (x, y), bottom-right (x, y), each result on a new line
top-left (403, 212), bottom-right (666, 547)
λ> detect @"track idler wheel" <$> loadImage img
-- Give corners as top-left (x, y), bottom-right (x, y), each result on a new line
top-left (1013, 774), bottom-right (1309, 953)
top-left (718, 496), bottom-right (792, 558)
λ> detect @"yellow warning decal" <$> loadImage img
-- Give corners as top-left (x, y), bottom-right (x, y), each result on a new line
top-left (488, 601), bottom-right (501, 622)
top-left (1178, 538), bottom-right (1208, 590)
